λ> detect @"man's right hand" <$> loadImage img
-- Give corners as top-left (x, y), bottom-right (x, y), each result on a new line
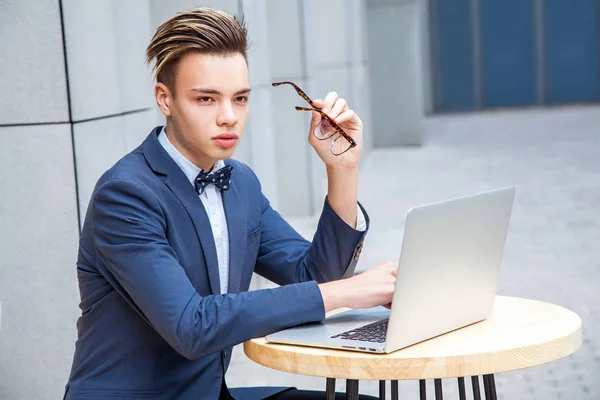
top-left (318, 261), bottom-right (397, 313)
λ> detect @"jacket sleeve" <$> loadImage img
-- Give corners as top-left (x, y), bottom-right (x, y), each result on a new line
top-left (254, 194), bottom-right (369, 285)
top-left (92, 177), bottom-right (325, 360)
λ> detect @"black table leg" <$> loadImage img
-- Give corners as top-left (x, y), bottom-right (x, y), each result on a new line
top-left (489, 375), bottom-right (497, 400)
top-left (471, 376), bottom-right (481, 400)
top-left (326, 378), bottom-right (336, 400)
top-left (483, 375), bottom-right (497, 400)
top-left (434, 379), bottom-right (443, 400)
top-left (457, 377), bottom-right (466, 400)
top-left (483, 375), bottom-right (490, 400)
top-left (391, 380), bottom-right (398, 400)
top-left (346, 379), bottom-right (359, 400)
top-left (328, 375), bottom-right (496, 400)
top-left (419, 379), bottom-right (426, 400)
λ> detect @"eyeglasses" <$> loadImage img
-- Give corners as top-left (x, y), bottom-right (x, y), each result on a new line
top-left (272, 81), bottom-right (357, 156)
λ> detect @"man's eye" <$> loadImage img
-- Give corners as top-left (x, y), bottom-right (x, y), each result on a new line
top-left (236, 96), bottom-right (248, 103)
top-left (198, 97), bottom-right (213, 103)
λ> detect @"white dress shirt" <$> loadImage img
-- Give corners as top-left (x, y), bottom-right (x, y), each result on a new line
top-left (158, 128), bottom-right (230, 294)
top-left (158, 126), bottom-right (367, 294)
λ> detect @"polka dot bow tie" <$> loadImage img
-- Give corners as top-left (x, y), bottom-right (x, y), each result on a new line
top-left (194, 165), bottom-right (233, 195)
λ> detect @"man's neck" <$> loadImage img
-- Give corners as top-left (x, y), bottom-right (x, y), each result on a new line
top-left (163, 124), bottom-right (216, 172)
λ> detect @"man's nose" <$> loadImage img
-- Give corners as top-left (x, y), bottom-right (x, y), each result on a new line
top-left (217, 103), bottom-right (237, 125)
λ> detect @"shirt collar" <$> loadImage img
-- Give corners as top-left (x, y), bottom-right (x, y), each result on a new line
top-left (157, 126), bottom-right (225, 188)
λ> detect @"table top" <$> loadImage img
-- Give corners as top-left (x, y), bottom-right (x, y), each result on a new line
top-left (244, 296), bottom-right (582, 380)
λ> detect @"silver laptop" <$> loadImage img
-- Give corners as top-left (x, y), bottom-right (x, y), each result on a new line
top-left (266, 187), bottom-right (515, 354)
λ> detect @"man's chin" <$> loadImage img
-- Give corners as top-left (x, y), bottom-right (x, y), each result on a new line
top-left (211, 145), bottom-right (237, 160)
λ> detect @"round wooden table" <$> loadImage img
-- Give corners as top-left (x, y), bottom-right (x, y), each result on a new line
top-left (244, 296), bottom-right (582, 399)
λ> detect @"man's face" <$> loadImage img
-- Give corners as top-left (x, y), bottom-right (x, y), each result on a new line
top-left (159, 52), bottom-right (250, 171)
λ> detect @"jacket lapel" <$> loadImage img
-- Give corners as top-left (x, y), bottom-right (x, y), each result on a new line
top-left (142, 128), bottom-right (221, 295)
top-left (222, 160), bottom-right (247, 294)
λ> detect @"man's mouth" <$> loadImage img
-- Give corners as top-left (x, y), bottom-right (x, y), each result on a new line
top-left (212, 133), bottom-right (238, 148)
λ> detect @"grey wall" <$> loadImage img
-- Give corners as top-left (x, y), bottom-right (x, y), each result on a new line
top-left (0, 3), bottom-right (80, 400)
top-left (366, 0), bottom-right (425, 146)
top-left (0, 125), bottom-right (80, 400)
top-left (298, 0), bottom-right (374, 215)
top-left (0, 1), bottom-right (156, 399)
top-left (420, 0), bottom-right (434, 114)
top-left (61, 0), bottom-right (157, 221)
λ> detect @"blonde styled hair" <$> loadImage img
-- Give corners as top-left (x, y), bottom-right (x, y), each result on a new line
top-left (145, 8), bottom-right (248, 95)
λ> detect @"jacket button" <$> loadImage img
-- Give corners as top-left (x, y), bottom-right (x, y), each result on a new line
top-left (223, 350), bottom-right (228, 358)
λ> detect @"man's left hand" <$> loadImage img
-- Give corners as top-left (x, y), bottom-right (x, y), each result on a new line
top-left (308, 92), bottom-right (363, 170)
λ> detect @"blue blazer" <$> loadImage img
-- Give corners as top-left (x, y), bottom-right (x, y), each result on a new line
top-left (64, 127), bottom-right (368, 400)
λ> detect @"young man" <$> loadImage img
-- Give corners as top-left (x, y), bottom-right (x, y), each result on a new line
top-left (64, 8), bottom-right (396, 400)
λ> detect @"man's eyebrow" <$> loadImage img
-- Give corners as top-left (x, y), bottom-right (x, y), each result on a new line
top-left (190, 88), bottom-right (221, 95)
top-left (190, 88), bottom-right (252, 95)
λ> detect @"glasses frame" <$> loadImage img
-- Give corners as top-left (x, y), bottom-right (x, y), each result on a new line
top-left (272, 81), bottom-right (357, 155)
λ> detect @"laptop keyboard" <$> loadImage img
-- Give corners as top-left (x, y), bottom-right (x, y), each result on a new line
top-left (330, 319), bottom-right (388, 343)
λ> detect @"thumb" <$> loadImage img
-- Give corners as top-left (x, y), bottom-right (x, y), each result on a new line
top-left (309, 109), bottom-right (321, 136)
top-left (308, 99), bottom-right (325, 137)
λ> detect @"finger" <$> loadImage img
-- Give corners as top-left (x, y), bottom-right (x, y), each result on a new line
top-left (322, 91), bottom-right (338, 113)
top-left (309, 109), bottom-right (322, 136)
top-left (329, 98), bottom-right (347, 119)
top-left (333, 109), bottom-right (358, 126)
top-left (312, 99), bottom-right (324, 109)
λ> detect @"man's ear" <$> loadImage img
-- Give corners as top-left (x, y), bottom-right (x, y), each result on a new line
top-left (155, 82), bottom-right (172, 117)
